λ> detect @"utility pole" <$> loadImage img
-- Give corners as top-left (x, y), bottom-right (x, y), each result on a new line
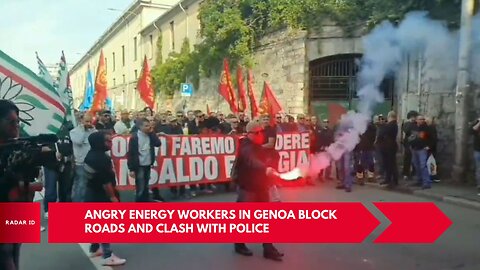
top-left (453, 0), bottom-right (476, 181)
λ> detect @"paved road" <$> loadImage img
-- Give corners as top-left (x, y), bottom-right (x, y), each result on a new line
top-left (22, 182), bottom-right (480, 270)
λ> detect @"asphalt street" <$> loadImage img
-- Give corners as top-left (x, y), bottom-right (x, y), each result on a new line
top-left (22, 182), bottom-right (480, 270)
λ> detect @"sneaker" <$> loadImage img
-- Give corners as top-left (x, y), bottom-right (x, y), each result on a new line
top-left (44, 212), bottom-right (48, 219)
top-left (102, 254), bottom-right (126, 266)
top-left (89, 249), bottom-right (103, 258)
top-left (356, 172), bottom-right (364, 179)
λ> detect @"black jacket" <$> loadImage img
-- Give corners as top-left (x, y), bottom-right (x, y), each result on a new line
top-left (376, 120), bottom-right (398, 151)
top-left (470, 121), bottom-right (480, 151)
top-left (84, 132), bottom-right (116, 202)
top-left (234, 138), bottom-right (274, 193)
top-left (127, 131), bottom-right (161, 171)
top-left (356, 123), bottom-right (376, 151)
top-left (316, 127), bottom-right (334, 151)
top-left (408, 124), bottom-right (432, 150)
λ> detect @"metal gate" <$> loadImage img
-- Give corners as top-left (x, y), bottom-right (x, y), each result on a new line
top-left (309, 53), bottom-right (394, 123)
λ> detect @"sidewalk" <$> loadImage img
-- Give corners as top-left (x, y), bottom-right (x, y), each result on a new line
top-left (364, 179), bottom-right (480, 211)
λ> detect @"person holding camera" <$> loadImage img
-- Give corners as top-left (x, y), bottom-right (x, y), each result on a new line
top-left (0, 100), bottom-right (48, 269)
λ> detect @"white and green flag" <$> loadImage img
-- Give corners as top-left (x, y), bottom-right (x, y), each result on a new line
top-left (57, 51), bottom-right (76, 126)
top-left (36, 52), bottom-right (55, 87)
top-left (0, 49), bottom-right (66, 136)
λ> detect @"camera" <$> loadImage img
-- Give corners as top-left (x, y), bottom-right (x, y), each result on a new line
top-left (0, 134), bottom-right (59, 183)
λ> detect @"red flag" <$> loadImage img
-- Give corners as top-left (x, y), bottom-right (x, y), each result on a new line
top-left (90, 50), bottom-right (107, 114)
top-left (259, 81), bottom-right (283, 123)
top-left (218, 59), bottom-right (238, 113)
top-left (247, 70), bottom-right (259, 119)
top-left (236, 65), bottom-right (247, 112)
top-left (137, 55), bottom-right (155, 110)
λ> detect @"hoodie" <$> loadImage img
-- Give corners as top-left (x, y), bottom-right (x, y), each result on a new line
top-left (84, 132), bottom-right (116, 202)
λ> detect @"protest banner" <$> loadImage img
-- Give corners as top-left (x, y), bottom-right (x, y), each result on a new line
top-left (111, 132), bottom-right (310, 190)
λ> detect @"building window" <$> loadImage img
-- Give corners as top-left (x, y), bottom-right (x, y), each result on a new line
top-left (112, 53), bottom-right (115, 71)
top-left (134, 37), bottom-right (138, 61)
top-left (149, 35), bottom-right (153, 59)
top-left (113, 78), bottom-right (116, 86)
top-left (122, 45), bottom-right (125, 66)
top-left (170, 21), bottom-right (175, 51)
top-left (135, 69), bottom-right (138, 79)
top-left (122, 74), bottom-right (125, 84)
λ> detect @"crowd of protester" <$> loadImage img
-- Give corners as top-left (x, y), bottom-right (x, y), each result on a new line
top-left (37, 105), bottom-right (447, 265)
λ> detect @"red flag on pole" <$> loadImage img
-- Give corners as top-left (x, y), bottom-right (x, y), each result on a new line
top-left (137, 55), bottom-right (155, 110)
top-left (218, 59), bottom-right (238, 113)
top-left (247, 70), bottom-right (259, 119)
top-left (236, 65), bottom-right (247, 112)
top-left (259, 81), bottom-right (283, 124)
top-left (90, 50), bottom-right (107, 115)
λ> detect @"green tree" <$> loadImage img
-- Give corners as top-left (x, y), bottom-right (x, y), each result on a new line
top-left (151, 38), bottom-right (198, 97)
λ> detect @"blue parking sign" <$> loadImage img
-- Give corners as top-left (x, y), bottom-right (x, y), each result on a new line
top-left (180, 83), bottom-right (194, 97)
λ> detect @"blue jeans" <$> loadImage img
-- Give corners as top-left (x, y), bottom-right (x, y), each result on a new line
top-left (90, 243), bottom-right (112, 259)
top-left (72, 165), bottom-right (87, 202)
top-left (135, 166), bottom-right (151, 202)
top-left (411, 149), bottom-right (431, 187)
top-left (474, 151), bottom-right (480, 187)
top-left (43, 167), bottom-right (58, 212)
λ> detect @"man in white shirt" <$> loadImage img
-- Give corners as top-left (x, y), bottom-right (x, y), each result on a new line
top-left (114, 110), bottom-right (134, 135)
top-left (69, 113), bottom-right (96, 202)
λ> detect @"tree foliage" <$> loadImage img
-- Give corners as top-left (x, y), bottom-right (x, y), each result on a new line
top-left (196, 0), bottom-right (461, 66)
top-left (151, 38), bottom-right (199, 97)
top-left (153, 0), bottom-right (462, 95)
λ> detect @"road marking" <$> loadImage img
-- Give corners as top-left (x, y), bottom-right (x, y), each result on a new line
top-left (78, 243), bottom-right (114, 270)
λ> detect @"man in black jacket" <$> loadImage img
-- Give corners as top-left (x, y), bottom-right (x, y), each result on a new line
top-left (233, 121), bottom-right (283, 261)
top-left (377, 111), bottom-right (399, 188)
top-left (355, 122), bottom-right (376, 183)
top-left (409, 114), bottom-right (433, 189)
top-left (402, 111), bottom-right (418, 180)
top-left (470, 118), bottom-right (480, 196)
top-left (127, 118), bottom-right (161, 202)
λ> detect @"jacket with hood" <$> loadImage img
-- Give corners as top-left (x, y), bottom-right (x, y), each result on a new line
top-left (84, 132), bottom-right (116, 202)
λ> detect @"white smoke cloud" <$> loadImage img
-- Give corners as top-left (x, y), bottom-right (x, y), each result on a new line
top-left (300, 11), bottom-right (469, 178)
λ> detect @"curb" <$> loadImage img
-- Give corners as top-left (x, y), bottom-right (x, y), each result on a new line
top-left (364, 182), bottom-right (480, 211)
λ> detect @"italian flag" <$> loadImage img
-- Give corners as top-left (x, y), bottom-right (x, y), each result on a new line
top-left (0, 50), bottom-right (66, 136)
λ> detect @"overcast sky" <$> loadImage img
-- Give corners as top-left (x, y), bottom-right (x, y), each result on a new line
top-left (0, 0), bottom-right (132, 72)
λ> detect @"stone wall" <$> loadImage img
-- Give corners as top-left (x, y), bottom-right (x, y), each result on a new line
top-left (155, 28), bottom-right (308, 116)
top-left (395, 53), bottom-right (480, 181)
